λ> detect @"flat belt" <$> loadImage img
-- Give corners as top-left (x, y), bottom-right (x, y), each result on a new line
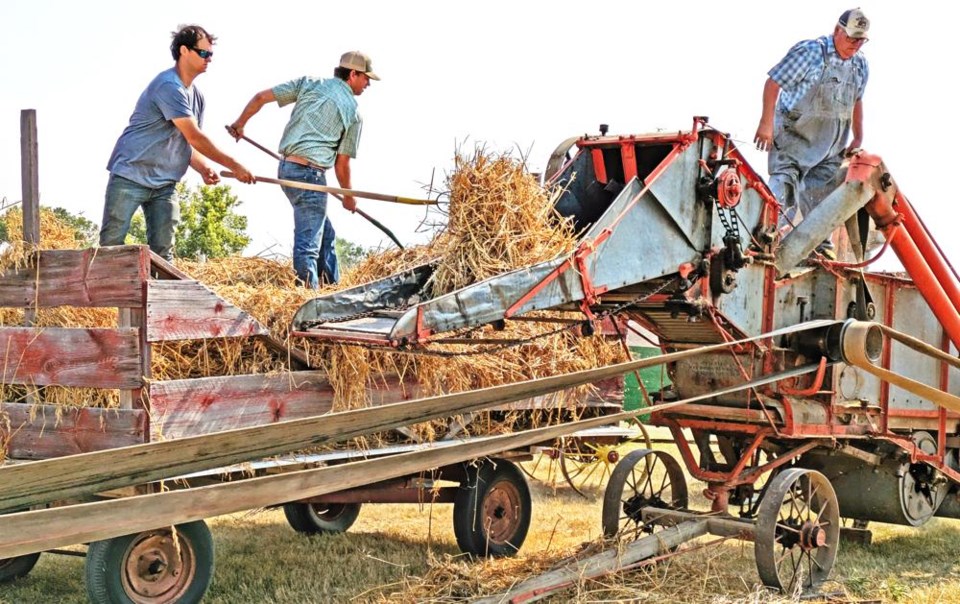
top-left (283, 155), bottom-right (328, 171)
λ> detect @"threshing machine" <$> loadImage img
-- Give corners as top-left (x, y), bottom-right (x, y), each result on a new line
top-left (293, 116), bottom-right (960, 592)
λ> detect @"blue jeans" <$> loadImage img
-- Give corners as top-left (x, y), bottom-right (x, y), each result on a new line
top-left (279, 160), bottom-right (339, 288)
top-left (100, 173), bottom-right (179, 260)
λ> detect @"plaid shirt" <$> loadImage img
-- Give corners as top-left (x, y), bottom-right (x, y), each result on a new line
top-left (273, 77), bottom-right (362, 167)
top-left (768, 35), bottom-right (869, 113)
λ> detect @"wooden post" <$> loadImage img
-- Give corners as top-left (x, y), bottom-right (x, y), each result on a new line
top-left (20, 109), bottom-right (39, 246)
top-left (20, 109), bottom-right (40, 406)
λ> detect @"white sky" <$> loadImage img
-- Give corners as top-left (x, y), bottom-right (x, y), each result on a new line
top-left (0, 1), bottom-right (951, 268)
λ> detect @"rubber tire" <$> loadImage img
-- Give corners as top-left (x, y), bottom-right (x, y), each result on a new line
top-left (283, 502), bottom-right (361, 535)
top-left (0, 553), bottom-right (41, 583)
top-left (85, 520), bottom-right (214, 604)
top-left (453, 459), bottom-right (532, 558)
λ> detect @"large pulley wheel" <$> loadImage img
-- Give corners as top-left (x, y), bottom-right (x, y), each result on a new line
top-left (601, 449), bottom-right (688, 539)
top-left (85, 520), bottom-right (214, 604)
top-left (755, 468), bottom-right (839, 593)
top-left (453, 459), bottom-right (532, 557)
top-left (900, 431), bottom-right (949, 525)
top-left (0, 552), bottom-right (41, 583)
top-left (543, 136), bottom-right (581, 184)
top-left (283, 502), bottom-right (361, 535)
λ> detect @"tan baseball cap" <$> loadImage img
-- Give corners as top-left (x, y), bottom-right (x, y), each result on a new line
top-left (339, 51), bottom-right (380, 80)
top-left (838, 8), bottom-right (870, 39)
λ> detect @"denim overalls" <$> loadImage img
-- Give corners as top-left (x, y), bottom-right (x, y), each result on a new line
top-left (770, 41), bottom-right (860, 243)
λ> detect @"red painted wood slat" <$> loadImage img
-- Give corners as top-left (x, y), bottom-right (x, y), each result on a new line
top-left (146, 281), bottom-right (268, 342)
top-left (0, 247), bottom-right (147, 308)
top-left (149, 371), bottom-right (419, 438)
top-left (0, 327), bottom-right (142, 388)
top-left (1, 403), bottom-right (147, 460)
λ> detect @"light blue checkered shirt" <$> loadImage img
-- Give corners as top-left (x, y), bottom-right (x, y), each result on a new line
top-left (272, 77), bottom-right (362, 167)
top-left (768, 35), bottom-right (869, 113)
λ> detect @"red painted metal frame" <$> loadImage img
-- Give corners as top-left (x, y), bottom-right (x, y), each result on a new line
top-left (895, 192), bottom-right (960, 316)
top-left (505, 134), bottom-right (696, 320)
top-left (777, 357), bottom-right (828, 397)
top-left (661, 421), bottom-right (823, 487)
top-left (853, 153), bottom-right (960, 348)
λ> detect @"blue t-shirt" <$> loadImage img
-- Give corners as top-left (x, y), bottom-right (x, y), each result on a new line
top-left (107, 67), bottom-right (204, 187)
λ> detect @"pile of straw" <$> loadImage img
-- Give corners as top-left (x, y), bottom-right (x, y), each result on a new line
top-left (0, 149), bottom-right (625, 440)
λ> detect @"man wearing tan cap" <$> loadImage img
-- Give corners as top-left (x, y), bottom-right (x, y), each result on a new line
top-left (230, 51), bottom-right (379, 287)
top-left (753, 8), bottom-right (870, 260)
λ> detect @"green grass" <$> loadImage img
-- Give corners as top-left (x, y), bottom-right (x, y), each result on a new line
top-left (3, 450), bottom-right (960, 603)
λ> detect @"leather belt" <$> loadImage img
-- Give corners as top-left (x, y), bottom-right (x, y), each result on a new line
top-left (283, 155), bottom-right (327, 171)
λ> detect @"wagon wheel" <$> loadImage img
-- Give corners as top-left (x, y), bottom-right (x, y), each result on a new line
top-left (283, 502), bottom-right (361, 535)
top-left (453, 459), bottom-right (532, 557)
top-left (559, 423), bottom-right (653, 497)
top-left (559, 438), bottom-right (612, 497)
top-left (755, 468), bottom-right (840, 593)
top-left (85, 520), bottom-right (214, 604)
top-left (518, 447), bottom-right (562, 484)
top-left (0, 552), bottom-right (41, 583)
top-left (602, 449), bottom-right (688, 539)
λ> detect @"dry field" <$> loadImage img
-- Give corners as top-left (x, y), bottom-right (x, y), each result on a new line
top-left (3, 440), bottom-right (960, 604)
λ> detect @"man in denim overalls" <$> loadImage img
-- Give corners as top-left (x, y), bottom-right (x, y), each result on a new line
top-left (754, 9), bottom-right (870, 260)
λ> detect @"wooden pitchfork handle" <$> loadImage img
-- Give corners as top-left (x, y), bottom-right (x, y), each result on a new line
top-left (225, 126), bottom-right (411, 248)
top-left (221, 171), bottom-right (435, 206)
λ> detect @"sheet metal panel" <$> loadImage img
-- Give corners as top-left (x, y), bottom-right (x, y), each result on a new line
top-left (889, 287), bottom-right (942, 411)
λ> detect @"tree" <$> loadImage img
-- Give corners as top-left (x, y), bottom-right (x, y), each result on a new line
top-left (335, 237), bottom-right (368, 272)
top-left (127, 183), bottom-right (251, 260)
top-left (52, 207), bottom-right (99, 246)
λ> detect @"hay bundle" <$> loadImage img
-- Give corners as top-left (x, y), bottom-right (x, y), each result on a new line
top-left (432, 148), bottom-right (576, 293)
top-left (315, 147), bottom-right (626, 436)
top-left (0, 207), bottom-right (91, 269)
top-left (0, 148), bottom-right (626, 441)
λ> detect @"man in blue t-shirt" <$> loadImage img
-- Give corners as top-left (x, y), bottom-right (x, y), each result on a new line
top-left (229, 51), bottom-right (379, 288)
top-left (101, 24), bottom-right (255, 260)
top-left (754, 9), bottom-right (870, 260)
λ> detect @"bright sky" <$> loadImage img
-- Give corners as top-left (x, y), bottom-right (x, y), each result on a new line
top-left (0, 1), bottom-right (951, 268)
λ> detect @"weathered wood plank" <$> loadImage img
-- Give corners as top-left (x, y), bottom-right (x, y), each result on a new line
top-left (0, 327), bottom-right (141, 388)
top-left (146, 281), bottom-right (268, 341)
top-left (1, 403), bottom-right (147, 460)
top-left (0, 409), bottom-right (641, 559)
top-left (150, 371), bottom-right (419, 438)
top-left (0, 247), bottom-right (148, 308)
top-left (0, 332), bottom-right (818, 517)
top-left (20, 110), bottom-right (39, 247)
top-left (148, 252), bottom-right (194, 281)
top-left (0, 346), bottom-right (702, 514)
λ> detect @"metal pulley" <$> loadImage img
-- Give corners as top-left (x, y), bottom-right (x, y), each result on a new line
top-left (715, 167), bottom-right (743, 209)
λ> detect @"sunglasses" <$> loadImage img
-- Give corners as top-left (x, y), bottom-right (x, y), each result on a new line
top-left (844, 32), bottom-right (868, 45)
top-left (191, 47), bottom-right (214, 59)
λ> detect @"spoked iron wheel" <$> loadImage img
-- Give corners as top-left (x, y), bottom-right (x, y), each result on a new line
top-left (559, 437), bottom-right (621, 497)
top-left (559, 423), bottom-right (653, 498)
top-left (518, 447), bottom-right (562, 484)
top-left (755, 468), bottom-right (840, 593)
top-left (601, 449), bottom-right (688, 538)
